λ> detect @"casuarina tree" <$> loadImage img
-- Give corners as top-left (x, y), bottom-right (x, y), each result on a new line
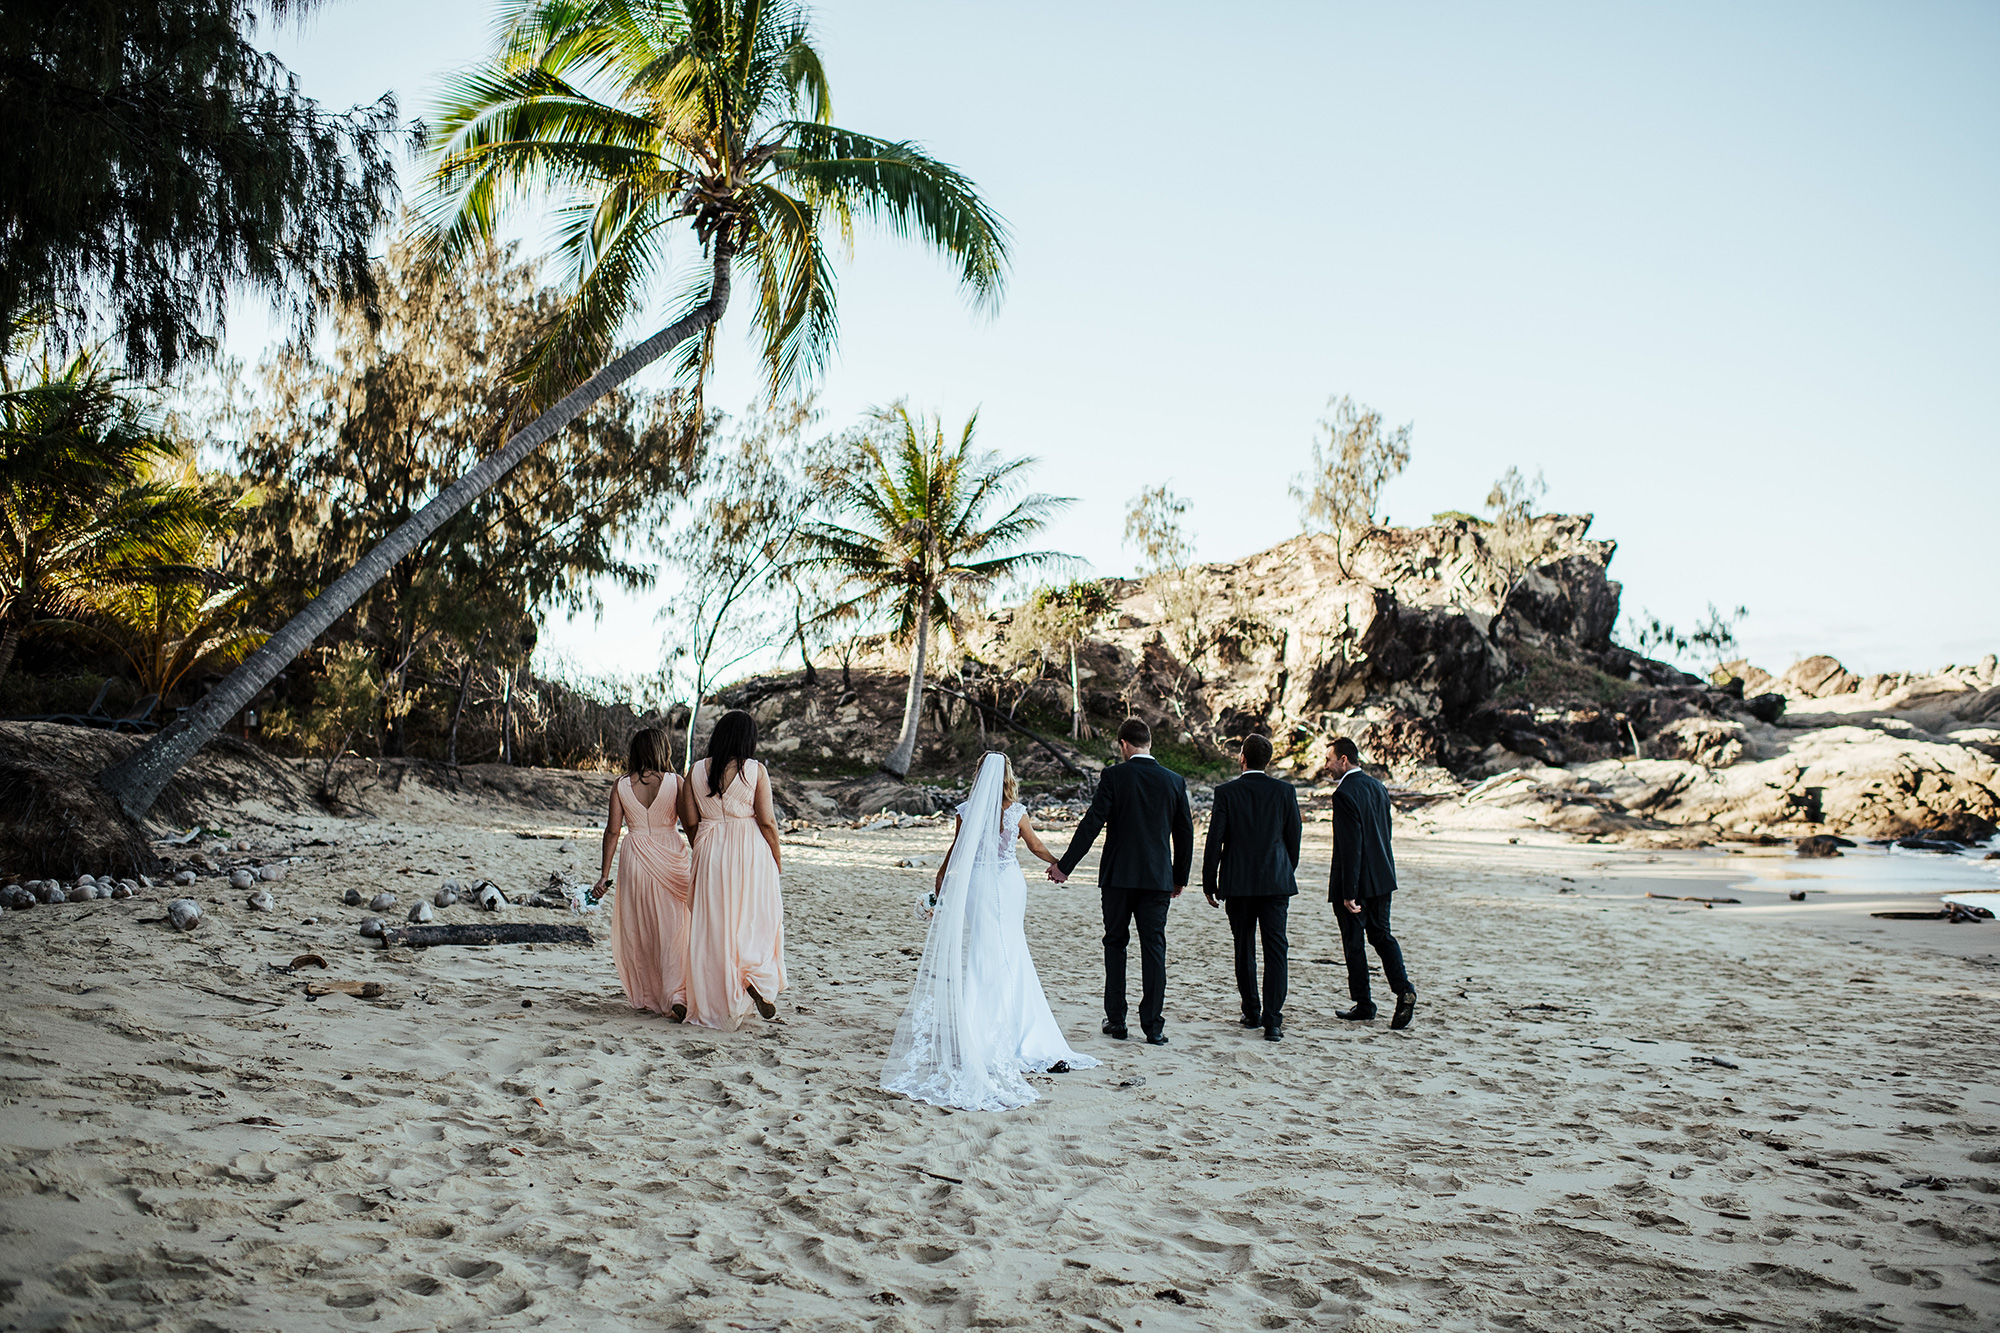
top-left (0, 0), bottom-right (399, 377)
top-left (96, 0), bottom-right (1009, 818)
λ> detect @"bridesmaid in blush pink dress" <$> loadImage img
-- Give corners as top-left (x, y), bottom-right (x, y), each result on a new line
top-left (594, 728), bottom-right (694, 1020)
top-left (682, 709), bottom-right (786, 1031)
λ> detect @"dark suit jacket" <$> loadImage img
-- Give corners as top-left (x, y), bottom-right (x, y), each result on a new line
top-left (1201, 771), bottom-right (1302, 897)
top-left (1058, 754), bottom-right (1194, 893)
top-left (1329, 768), bottom-right (1397, 901)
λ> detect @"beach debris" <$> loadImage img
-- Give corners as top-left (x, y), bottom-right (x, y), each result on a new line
top-left (342, 887), bottom-right (363, 906)
top-left (1155, 1289), bottom-right (1190, 1305)
top-left (288, 953), bottom-right (328, 970)
top-left (257, 865), bottom-right (285, 882)
top-left (435, 882), bottom-right (461, 908)
top-left (1118, 1076), bottom-right (1147, 1089)
top-left (408, 901), bottom-right (434, 924)
top-left (1788, 889), bottom-right (1808, 901)
top-left (2, 884), bottom-right (32, 910)
top-left (247, 889), bottom-right (275, 912)
top-left (233, 838), bottom-right (252, 852)
top-left (358, 917), bottom-right (386, 938)
top-left (1692, 1055), bottom-right (1740, 1069)
top-left (35, 882), bottom-right (66, 904)
top-left (1796, 834), bottom-right (1853, 858)
top-left (173, 869), bottom-right (198, 886)
top-left (228, 868), bottom-right (256, 890)
top-left (477, 882), bottom-right (507, 911)
top-left (306, 979), bottom-right (386, 999)
top-left (159, 826), bottom-right (205, 846)
top-left (167, 898), bottom-right (203, 931)
top-left (1872, 903), bottom-right (1993, 923)
top-left (1644, 893), bottom-right (1740, 905)
top-left (66, 883), bottom-right (94, 902)
top-left (379, 921), bottom-right (594, 948)
top-left (368, 892), bottom-right (397, 911)
top-left (558, 840), bottom-right (575, 855)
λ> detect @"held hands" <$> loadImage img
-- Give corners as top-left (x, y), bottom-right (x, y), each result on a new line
top-left (1045, 863), bottom-right (1067, 884)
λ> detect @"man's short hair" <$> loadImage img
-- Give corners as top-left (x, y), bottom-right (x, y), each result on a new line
top-left (1117, 717), bottom-right (1151, 748)
top-left (1331, 736), bottom-right (1361, 764)
top-left (1241, 734), bottom-right (1274, 770)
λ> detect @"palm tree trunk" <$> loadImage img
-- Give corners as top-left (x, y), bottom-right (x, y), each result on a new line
top-left (881, 594), bottom-right (931, 778)
top-left (1068, 641), bottom-right (1082, 740)
top-left (0, 615), bottom-right (23, 687)
top-left (94, 240), bottom-right (736, 820)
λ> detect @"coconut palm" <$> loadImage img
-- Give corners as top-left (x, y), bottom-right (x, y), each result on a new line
top-left (0, 340), bottom-right (213, 686)
top-left (799, 406), bottom-right (1070, 778)
top-left (96, 0), bottom-right (1008, 818)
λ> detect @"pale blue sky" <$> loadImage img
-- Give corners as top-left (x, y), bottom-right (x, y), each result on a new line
top-left (239, 0), bottom-right (2000, 678)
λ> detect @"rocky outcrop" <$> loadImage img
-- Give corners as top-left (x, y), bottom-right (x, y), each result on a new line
top-left (704, 518), bottom-right (1995, 846)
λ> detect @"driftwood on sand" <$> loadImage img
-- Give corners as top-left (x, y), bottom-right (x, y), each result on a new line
top-left (379, 922), bottom-right (595, 948)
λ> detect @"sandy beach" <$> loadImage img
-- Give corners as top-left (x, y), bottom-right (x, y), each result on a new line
top-left (2, 774), bottom-right (1997, 1332)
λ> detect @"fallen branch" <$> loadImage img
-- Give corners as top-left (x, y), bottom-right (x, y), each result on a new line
top-left (1645, 893), bottom-right (1740, 905)
top-left (192, 984), bottom-right (280, 1006)
top-left (380, 922), bottom-right (595, 948)
top-left (928, 684), bottom-right (1086, 776)
top-left (306, 980), bottom-right (386, 998)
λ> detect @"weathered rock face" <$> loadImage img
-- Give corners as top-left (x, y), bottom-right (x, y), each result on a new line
top-left (1008, 515), bottom-right (1647, 779)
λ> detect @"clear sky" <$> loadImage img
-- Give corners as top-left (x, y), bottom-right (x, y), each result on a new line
top-left (241, 0), bottom-right (2000, 679)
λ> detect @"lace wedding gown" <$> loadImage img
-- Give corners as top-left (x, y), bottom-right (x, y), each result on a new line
top-left (881, 753), bottom-right (1100, 1111)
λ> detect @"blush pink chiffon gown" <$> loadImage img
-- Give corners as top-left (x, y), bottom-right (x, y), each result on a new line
top-left (684, 758), bottom-right (786, 1030)
top-left (608, 773), bottom-right (694, 1015)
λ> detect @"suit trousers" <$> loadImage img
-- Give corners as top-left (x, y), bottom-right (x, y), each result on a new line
top-left (1224, 895), bottom-right (1289, 1023)
top-left (1335, 893), bottom-right (1411, 1007)
top-left (1101, 886), bottom-right (1172, 1034)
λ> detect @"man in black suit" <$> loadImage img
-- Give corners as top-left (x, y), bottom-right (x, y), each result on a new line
top-left (1328, 736), bottom-right (1416, 1029)
top-left (1050, 717), bottom-right (1194, 1045)
top-left (1201, 733), bottom-right (1301, 1042)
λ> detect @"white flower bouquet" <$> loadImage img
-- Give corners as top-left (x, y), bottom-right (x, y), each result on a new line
top-left (914, 888), bottom-right (939, 922)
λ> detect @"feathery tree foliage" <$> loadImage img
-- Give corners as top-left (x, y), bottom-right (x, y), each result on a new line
top-left (799, 406), bottom-right (1069, 777)
top-left (231, 230), bottom-right (705, 755)
top-left (100, 0), bottom-right (1008, 817)
top-left (1022, 579), bottom-right (1115, 740)
top-left (0, 0), bottom-right (399, 376)
top-left (0, 326), bottom-right (217, 686)
top-left (1289, 395), bottom-right (1412, 576)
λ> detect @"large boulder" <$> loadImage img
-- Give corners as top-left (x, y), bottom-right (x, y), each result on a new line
top-left (1780, 655), bottom-right (1858, 700)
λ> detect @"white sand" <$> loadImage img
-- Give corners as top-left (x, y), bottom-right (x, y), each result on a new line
top-left (2, 783), bottom-right (1997, 1331)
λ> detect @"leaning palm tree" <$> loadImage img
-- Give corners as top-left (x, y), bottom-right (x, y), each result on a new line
top-left (96, 0), bottom-right (1007, 819)
top-left (799, 406), bottom-right (1070, 778)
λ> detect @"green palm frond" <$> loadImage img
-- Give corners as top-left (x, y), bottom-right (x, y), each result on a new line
top-left (419, 0), bottom-right (1009, 402)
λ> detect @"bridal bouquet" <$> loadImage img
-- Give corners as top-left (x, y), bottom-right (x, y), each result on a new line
top-left (914, 888), bottom-right (939, 922)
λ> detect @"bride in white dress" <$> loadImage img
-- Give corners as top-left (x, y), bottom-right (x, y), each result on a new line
top-left (881, 752), bottom-right (1101, 1111)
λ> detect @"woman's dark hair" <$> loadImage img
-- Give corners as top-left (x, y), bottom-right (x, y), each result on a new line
top-left (627, 727), bottom-right (670, 775)
top-left (705, 709), bottom-right (758, 796)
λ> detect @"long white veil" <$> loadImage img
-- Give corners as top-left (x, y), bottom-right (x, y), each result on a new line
top-left (880, 752), bottom-right (1035, 1111)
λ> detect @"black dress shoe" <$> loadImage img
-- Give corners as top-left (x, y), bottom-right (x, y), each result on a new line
top-left (1336, 1004), bottom-right (1378, 1021)
top-left (1390, 991), bottom-right (1416, 1030)
top-left (1239, 1013), bottom-right (1263, 1029)
top-left (1144, 1031), bottom-right (1169, 1046)
top-left (1263, 1022), bottom-right (1284, 1042)
top-left (1102, 1021), bottom-right (1128, 1040)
